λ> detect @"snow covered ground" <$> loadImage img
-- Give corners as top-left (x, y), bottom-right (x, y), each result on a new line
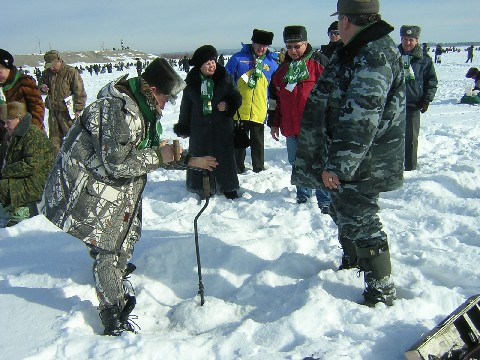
top-left (0, 49), bottom-right (479, 360)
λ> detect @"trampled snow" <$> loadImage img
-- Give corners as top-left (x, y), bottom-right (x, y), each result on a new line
top-left (0, 50), bottom-right (479, 360)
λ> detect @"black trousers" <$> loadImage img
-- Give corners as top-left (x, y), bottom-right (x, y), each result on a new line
top-left (405, 108), bottom-right (421, 171)
top-left (235, 121), bottom-right (264, 172)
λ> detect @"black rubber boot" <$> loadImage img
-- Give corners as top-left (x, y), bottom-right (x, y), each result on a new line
top-left (356, 242), bottom-right (396, 306)
top-left (99, 305), bottom-right (123, 336)
top-left (338, 236), bottom-right (357, 270)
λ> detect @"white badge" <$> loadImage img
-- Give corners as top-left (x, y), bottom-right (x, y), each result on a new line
top-left (285, 82), bottom-right (297, 92)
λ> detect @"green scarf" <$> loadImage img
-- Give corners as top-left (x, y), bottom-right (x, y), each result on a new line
top-left (248, 53), bottom-right (266, 89)
top-left (128, 77), bottom-right (163, 150)
top-left (402, 55), bottom-right (415, 81)
top-left (0, 71), bottom-right (21, 104)
top-left (283, 52), bottom-right (313, 84)
top-left (200, 73), bottom-right (214, 115)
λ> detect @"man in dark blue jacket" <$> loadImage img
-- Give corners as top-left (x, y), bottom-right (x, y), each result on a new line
top-left (398, 25), bottom-right (438, 171)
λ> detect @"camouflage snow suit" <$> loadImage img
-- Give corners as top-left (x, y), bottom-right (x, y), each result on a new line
top-left (292, 20), bottom-right (406, 304)
top-left (40, 77), bottom-right (167, 310)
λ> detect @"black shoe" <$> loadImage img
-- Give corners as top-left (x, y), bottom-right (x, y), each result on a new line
top-left (320, 206), bottom-right (329, 214)
top-left (224, 190), bottom-right (239, 200)
top-left (296, 197), bottom-right (308, 204)
top-left (253, 166), bottom-right (265, 173)
top-left (100, 305), bottom-right (123, 336)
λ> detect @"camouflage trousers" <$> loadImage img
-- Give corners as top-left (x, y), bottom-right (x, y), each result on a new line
top-left (329, 186), bottom-right (396, 302)
top-left (90, 206), bottom-right (142, 311)
top-left (48, 110), bottom-right (74, 153)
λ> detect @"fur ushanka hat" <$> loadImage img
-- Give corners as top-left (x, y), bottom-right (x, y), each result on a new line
top-left (400, 25), bottom-right (421, 39)
top-left (189, 45), bottom-right (218, 67)
top-left (251, 29), bottom-right (274, 46)
top-left (141, 58), bottom-right (186, 97)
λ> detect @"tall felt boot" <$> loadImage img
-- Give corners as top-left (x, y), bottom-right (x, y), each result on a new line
top-left (338, 235), bottom-right (357, 270)
top-left (99, 305), bottom-right (123, 336)
top-left (356, 242), bottom-right (396, 306)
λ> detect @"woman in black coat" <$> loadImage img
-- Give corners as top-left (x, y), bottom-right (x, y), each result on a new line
top-left (174, 45), bottom-right (242, 199)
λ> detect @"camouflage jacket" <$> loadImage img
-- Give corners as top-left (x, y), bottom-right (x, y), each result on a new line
top-left (39, 77), bottom-right (163, 247)
top-left (292, 20), bottom-right (406, 194)
top-left (41, 62), bottom-right (87, 112)
top-left (0, 113), bottom-right (54, 207)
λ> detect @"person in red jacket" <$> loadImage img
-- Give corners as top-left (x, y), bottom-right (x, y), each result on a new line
top-left (268, 25), bottom-right (331, 211)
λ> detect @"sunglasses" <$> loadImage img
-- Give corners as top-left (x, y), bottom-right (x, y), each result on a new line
top-left (329, 30), bottom-right (340, 36)
top-left (286, 43), bottom-right (305, 50)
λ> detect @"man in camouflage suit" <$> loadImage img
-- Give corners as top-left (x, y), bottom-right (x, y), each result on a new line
top-left (292, 0), bottom-right (406, 306)
top-left (0, 102), bottom-right (54, 227)
top-left (40, 58), bottom-right (217, 335)
top-left (40, 50), bottom-right (87, 153)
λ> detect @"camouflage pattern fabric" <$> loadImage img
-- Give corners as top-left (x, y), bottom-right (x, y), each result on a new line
top-left (39, 78), bottom-right (162, 308)
top-left (0, 113), bottom-right (54, 209)
top-left (292, 20), bottom-right (406, 195)
top-left (292, 20), bottom-right (406, 304)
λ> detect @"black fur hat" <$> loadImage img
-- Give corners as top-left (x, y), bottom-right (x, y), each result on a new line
top-left (251, 29), bottom-right (274, 46)
top-left (283, 26), bottom-right (308, 43)
top-left (189, 45), bottom-right (218, 67)
top-left (0, 49), bottom-right (14, 69)
top-left (141, 58), bottom-right (186, 96)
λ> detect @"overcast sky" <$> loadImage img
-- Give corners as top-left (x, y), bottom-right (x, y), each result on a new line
top-left (5, 0), bottom-right (478, 56)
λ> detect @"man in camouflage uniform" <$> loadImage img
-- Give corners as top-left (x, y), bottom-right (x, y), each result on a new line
top-left (292, 0), bottom-right (406, 306)
top-left (0, 102), bottom-right (54, 227)
top-left (40, 50), bottom-right (87, 153)
top-left (40, 58), bottom-right (218, 335)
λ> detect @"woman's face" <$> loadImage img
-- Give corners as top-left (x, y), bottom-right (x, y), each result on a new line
top-left (200, 60), bottom-right (216, 77)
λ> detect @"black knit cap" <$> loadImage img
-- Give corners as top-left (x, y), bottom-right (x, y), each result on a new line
top-left (0, 49), bottom-right (14, 69)
top-left (189, 45), bottom-right (218, 67)
top-left (283, 26), bottom-right (308, 43)
top-left (251, 29), bottom-right (274, 46)
top-left (328, 21), bottom-right (338, 33)
top-left (141, 57), bottom-right (186, 96)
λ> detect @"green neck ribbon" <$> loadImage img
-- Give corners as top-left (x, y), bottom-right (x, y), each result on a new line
top-left (200, 73), bottom-right (214, 115)
top-left (0, 71), bottom-right (21, 104)
top-left (128, 77), bottom-right (163, 150)
top-left (283, 52), bottom-right (313, 84)
top-left (248, 53), bottom-right (266, 89)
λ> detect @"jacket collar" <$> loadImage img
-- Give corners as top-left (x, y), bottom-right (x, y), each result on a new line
top-left (185, 64), bottom-right (227, 90)
top-left (337, 20), bottom-right (394, 63)
top-left (398, 44), bottom-right (423, 59)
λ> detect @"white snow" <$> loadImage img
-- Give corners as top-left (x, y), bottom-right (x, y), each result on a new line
top-left (0, 50), bottom-right (479, 360)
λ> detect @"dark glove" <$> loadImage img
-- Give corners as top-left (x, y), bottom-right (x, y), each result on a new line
top-left (420, 101), bottom-right (429, 113)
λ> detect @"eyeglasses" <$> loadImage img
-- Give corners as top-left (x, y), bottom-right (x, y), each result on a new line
top-left (286, 43), bottom-right (305, 50)
top-left (328, 30), bottom-right (340, 36)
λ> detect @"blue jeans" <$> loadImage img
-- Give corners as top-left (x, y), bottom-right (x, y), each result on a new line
top-left (286, 136), bottom-right (330, 206)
